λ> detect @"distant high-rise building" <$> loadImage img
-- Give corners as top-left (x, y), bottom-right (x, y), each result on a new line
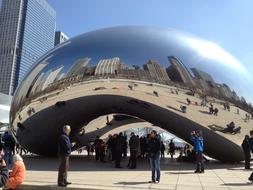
top-left (55, 31), bottom-right (69, 46)
top-left (95, 57), bottom-right (121, 76)
top-left (191, 68), bottom-right (215, 85)
top-left (143, 60), bottom-right (170, 83)
top-left (0, 0), bottom-right (56, 95)
top-left (167, 56), bottom-right (195, 89)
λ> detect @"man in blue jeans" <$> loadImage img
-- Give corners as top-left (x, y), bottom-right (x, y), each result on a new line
top-left (148, 130), bottom-right (161, 183)
top-left (191, 130), bottom-right (204, 173)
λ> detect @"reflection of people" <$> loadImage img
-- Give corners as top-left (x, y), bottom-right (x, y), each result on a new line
top-left (241, 135), bottom-right (251, 169)
top-left (58, 125), bottom-right (72, 187)
top-left (191, 130), bottom-right (204, 173)
top-left (6, 154), bottom-right (26, 189)
top-left (180, 105), bottom-right (187, 113)
top-left (106, 115), bottom-right (109, 125)
top-left (226, 122), bottom-right (235, 132)
top-left (148, 130), bottom-right (161, 183)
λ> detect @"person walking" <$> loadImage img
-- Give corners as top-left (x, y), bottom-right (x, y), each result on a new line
top-left (128, 132), bottom-right (139, 169)
top-left (58, 125), bottom-right (73, 187)
top-left (248, 130), bottom-right (253, 182)
top-left (241, 135), bottom-right (251, 169)
top-left (191, 130), bottom-right (204, 173)
top-left (148, 130), bottom-right (161, 183)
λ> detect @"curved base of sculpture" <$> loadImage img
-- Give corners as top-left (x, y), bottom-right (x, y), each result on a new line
top-left (15, 92), bottom-right (243, 162)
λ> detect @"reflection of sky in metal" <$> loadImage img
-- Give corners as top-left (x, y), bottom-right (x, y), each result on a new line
top-left (23, 26), bottom-right (253, 103)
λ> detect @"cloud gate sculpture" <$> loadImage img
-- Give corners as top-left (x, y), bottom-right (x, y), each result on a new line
top-left (10, 26), bottom-right (253, 162)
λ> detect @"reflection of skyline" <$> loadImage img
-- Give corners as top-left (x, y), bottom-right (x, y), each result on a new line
top-left (28, 55), bottom-right (251, 112)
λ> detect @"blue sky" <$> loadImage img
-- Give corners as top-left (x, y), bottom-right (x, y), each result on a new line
top-left (48, 0), bottom-right (253, 73)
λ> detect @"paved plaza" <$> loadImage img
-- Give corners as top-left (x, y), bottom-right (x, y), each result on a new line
top-left (17, 154), bottom-right (253, 190)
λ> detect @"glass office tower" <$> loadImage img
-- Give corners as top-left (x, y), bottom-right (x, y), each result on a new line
top-left (0, 0), bottom-right (56, 95)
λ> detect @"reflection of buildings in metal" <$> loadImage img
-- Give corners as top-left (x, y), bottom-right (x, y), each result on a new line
top-left (10, 26), bottom-right (253, 162)
top-left (67, 58), bottom-right (91, 77)
top-left (167, 56), bottom-right (196, 89)
top-left (95, 57), bottom-right (121, 76)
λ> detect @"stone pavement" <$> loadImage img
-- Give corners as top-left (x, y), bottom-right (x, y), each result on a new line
top-left (16, 154), bottom-right (253, 190)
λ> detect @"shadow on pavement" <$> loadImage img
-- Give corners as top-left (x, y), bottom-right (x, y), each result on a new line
top-left (115, 181), bottom-right (150, 185)
top-left (23, 155), bottom-right (245, 172)
top-left (222, 183), bottom-right (253, 186)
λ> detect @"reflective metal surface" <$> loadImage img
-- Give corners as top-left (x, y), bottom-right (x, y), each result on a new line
top-left (10, 26), bottom-right (253, 162)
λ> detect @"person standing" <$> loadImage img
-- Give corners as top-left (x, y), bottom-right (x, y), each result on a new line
top-left (58, 125), bottom-right (73, 187)
top-left (241, 135), bottom-right (251, 169)
top-left (119, 132), bottom-right (127, 158)
top-left (94, 136), bottom-right (101, 161)
top-left (148, 130), bottom-right (161, 183)
top-left (191, 130), bottom-right (204, 173)
top-left (160, 141), bottom-right (165, 159)
top-left (248, 130), bottom-right (253, 182)
top-left (114, 134), bottom-right (123, 168)
top-left (106, 134), bottom-right (113, 162)
top-left (128, 132), bottom-right (139, 169)
top-left (169, 140), bottom-right (175, 159)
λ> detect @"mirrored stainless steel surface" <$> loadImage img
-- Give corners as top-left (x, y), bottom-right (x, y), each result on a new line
top-left (10, 26), bottom-right (253, 162)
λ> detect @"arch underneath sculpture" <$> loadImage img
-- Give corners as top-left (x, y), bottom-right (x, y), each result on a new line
top-left (15, 94), bottom-right (244, 162)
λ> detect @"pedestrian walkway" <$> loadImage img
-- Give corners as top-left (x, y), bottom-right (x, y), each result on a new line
top-left (16, 154), bottom-right (253, 190)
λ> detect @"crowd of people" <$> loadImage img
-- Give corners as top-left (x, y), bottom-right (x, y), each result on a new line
top-left (1, 124), bottom-right (252, 189)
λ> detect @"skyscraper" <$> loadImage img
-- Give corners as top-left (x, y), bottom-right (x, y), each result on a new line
top-left (55, 31), bottom-right (68, 46)
top-left (143, 60), bottom-right (171, 83)
top-left (0, 0), bottom-right (56, 95)
top-left (167, 56), bottom-right (195, 89)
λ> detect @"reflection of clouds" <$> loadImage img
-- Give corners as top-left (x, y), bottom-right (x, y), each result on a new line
top-left (184, 37), bottom-right (252, 82)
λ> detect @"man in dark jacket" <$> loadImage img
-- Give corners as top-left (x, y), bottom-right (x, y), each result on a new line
top-left (248, 130), bottom-right (253, 182)
top-left (128, 132), bottom-right (139, 169)
top-left (58, 125), bottom-right (73, 187)
top-left (242, 135), bottom-right (251, 169)
top-left (191, 130), bottom-right (204, 173)
top-left (148, 130), bottom-right (161, 183)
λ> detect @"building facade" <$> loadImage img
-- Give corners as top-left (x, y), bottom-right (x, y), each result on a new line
top-left (94, 57), bottom-right (121, 76)
top-left (143, 60), bottom-right (171, 83)
top-left (0, 0), bottom-right (56, 95)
